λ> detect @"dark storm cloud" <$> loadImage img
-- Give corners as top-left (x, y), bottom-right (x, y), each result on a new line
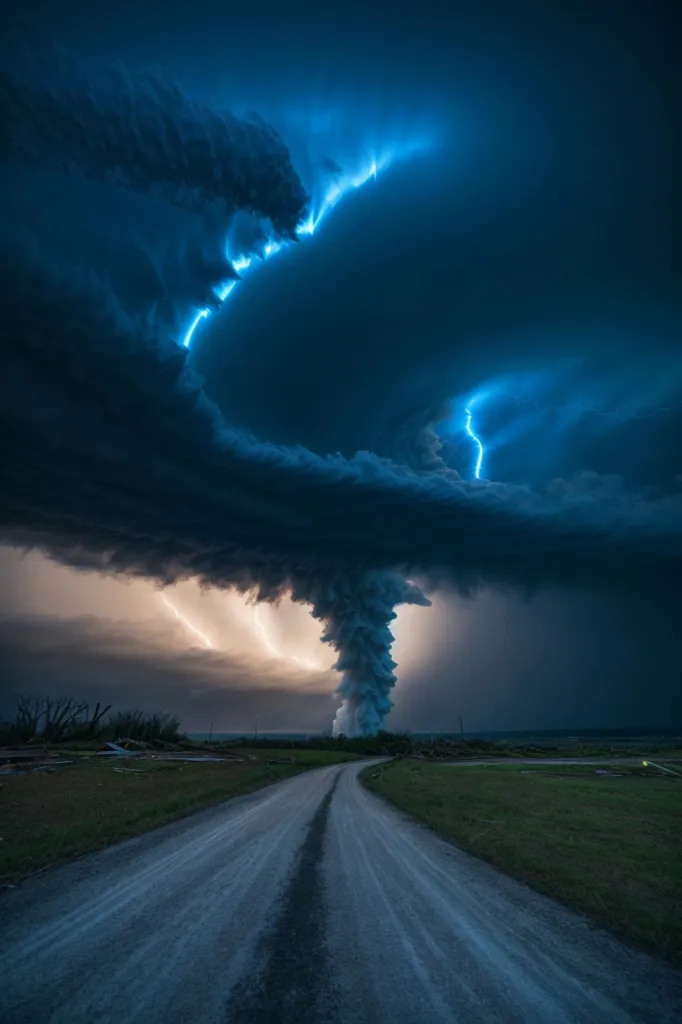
top-left (0, 614), bottom-right (336, 732)
top-left (0, 43), bottom-right (308, 236)
top-left (0, 161), bottom-right (253, 346)
top-left (387, 403), bottom-right (460, 477)
top-left (2, 236), bottom-right (681, 603)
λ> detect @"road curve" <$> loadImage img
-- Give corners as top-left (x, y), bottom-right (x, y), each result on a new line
top-left (1, 761), bottom-right (680, 1024)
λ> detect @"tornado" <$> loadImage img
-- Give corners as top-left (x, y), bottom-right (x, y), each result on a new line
top-left (304, 572), bottom-right (431, 736)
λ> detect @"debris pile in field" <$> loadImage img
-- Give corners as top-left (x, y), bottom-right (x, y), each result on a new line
top-left (100, 741), bottom-right (245, 763)
top-left (0, 741), bottom-right (253, 777)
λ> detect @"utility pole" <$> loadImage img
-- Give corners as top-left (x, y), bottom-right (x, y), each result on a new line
top-left (460, 715), bottom-right (465, 743)
top-left (254, 717), bottom-right (259, 741)
top-left (208, 720), bottom-right (213, 743)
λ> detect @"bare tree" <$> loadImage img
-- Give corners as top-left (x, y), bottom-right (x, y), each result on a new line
top-left (85, 702), bottom-right (112, 736)
top-left (42, 697), bottom-right (89, 741)
top-left (14, 695), bottom-right (45, 741)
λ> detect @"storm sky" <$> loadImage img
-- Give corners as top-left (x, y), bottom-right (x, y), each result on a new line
top-left (0, 0), bottom-right (680, 733)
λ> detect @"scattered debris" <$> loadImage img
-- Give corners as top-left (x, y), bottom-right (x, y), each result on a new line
top-left (0, 743), bottom-right (245, 778)
top-left (114, 737), bottom-right (153, 750)
top-left (99, 741), bottom-right (136, 757)
top-left (99, 741), bottom-right (242, 764)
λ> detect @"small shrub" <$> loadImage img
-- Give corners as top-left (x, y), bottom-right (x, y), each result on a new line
top-left (106, 709), bottom-right (184, 744)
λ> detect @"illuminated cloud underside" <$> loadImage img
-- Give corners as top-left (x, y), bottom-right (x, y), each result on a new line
top-left (153, 574), bottom-right (332, 672)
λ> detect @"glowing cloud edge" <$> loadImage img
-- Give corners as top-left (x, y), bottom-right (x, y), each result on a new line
top-left (181, 146), bottom-right (423, 349)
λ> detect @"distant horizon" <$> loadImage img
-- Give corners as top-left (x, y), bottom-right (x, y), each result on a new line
top-left (188, 725), bottom-right (682, 740)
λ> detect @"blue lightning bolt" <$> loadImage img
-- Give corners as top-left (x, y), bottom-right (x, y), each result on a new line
top-left (182, 308), bottom-right (209, 349)
top-left (180, 147), bottom-right (421, 350)
top-left (465, 406), bottom-right (484, 480)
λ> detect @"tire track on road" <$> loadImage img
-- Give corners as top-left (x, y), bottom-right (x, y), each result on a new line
top-left (226, 773), bottom-right (341, 1024)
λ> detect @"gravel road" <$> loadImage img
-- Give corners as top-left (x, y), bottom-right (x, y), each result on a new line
top-left (1, 760), bottom-right (680, 1024)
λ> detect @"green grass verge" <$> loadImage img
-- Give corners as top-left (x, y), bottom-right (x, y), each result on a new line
top-left (362, 759), bottom-right (682, 963)
top-left (0, 748), bottom-right (358, 883)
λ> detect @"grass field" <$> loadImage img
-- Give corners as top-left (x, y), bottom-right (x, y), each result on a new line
top-left (362, 759), bottom-right (682, 963)
top-left (0, 748), bottom-right (358, 884)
